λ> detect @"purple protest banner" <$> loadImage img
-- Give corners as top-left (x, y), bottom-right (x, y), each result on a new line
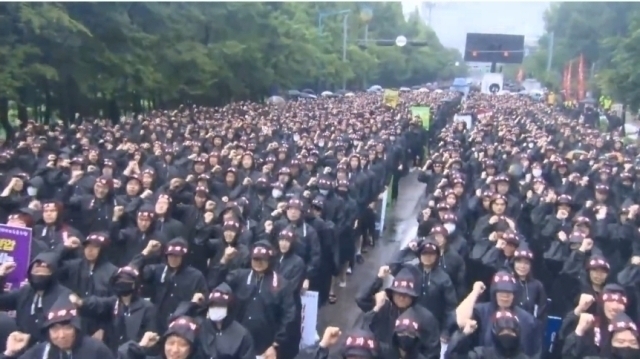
top-left (0, 224), bottom-right (32, 290)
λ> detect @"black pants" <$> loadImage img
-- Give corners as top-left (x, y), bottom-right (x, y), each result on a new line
top-left (358, 207), bottom-right (378, 247)
top-left (391, 173), bottom-right (400, 202)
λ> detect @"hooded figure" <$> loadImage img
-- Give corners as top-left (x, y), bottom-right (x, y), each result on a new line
top-left (0, 252), bottom-right (73, 345)
top-left (3, 295), bottom-right (114, 358)
top-left (561, 284), bottom-right (631, 359)
top-left (391, 308), bottom-right (428, 359)
top-left (446, 309), bottom-right (529, 359)
top-left (217, 240), bottom-right (296, 359)
top-left (64, 175), bottom-right (122, 235)
top-left (72, 266), bottom-right (157, 353)
top-left (206, 219), bottom-right (251, 289)
top-left (56, 232), bottom-right (118, 336)
top-left (455, 272), bottom-right (539, 356)
top-left (130, 237), bottom-right (207, 334)
top-left (118, 316), bottom-right (205, 359)
top-left (356, 267), bottom-right (441, 359)
top-left (170, 283), bottom-right (255, 359)
top-left (315, 328), bottom-right (385, 359)
top-left (389, 238), bottom-right (457, 339)
top-left (606, 313), bottom-right (640, 359)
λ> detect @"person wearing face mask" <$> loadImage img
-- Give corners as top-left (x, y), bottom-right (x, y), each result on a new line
top-left (270, 182), bottom-right (285, 203)
top-left (170, 284), bottom-right (255, 359)
top-left (607, 313), bottom-right (640, 359)
top-left (0, 252), bottom-right (74, 347)
top-left (69, 266), bottom-right (157, 354)
top-left (447, 310), bottom-right (529, 358)
top-left (455, 272), bottom-right (539, 357)
top-left (356, 267), bottom-right (441, 359)
top-left (389, 239), bottom-right (457, 345)
top-left (389, 308), bottom-right (428, 359)
top-left (561, 286), bottom-right (630, 358)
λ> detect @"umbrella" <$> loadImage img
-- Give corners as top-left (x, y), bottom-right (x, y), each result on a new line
top-left (302, 89), bottom-right (316, 95)
top-left (368, 85), bottom-right (382, 92)
top-left (288, 90), bottom-right (302, 96)
top-left (565, 149), bottom-right (589, 160)
top-left (345, 92), bottom-right (355, 97)
top-left (399, 87), bottom-right (411, 92)
top-left (267, 96), bottom-right (285, 105)
top-left (416, 88), bottom-right (429, 93)
top-left (321, 91), bottom-right (333, 97)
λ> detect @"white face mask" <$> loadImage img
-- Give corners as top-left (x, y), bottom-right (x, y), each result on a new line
top-left (319, 189), bottom-right (329, 196)
top-left (208, 307), bottom-right (227, 321)
top-left (444, 223), bottom-right (456, 234)
top-left (318, 141), bottom-right (325, 147)
top-left (27, 186), bottom-right (38, 196)
top-left (272, 190), bottom-right (283, 198)
top-left (293, 134), bottom-right (300, 142)
top-left (532, 169), bottom-right (542, 178)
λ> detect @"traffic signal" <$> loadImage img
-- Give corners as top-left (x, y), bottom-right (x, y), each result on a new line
top-left (375, 40), bottom-right (395, 46)
top-left (409, 40), bottom-right (428, 47)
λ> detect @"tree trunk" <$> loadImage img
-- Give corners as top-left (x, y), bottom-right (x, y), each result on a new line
top-left (0, 98), bottom-right (14, 140)
top-left (17, 87), bottom-right (29, 126)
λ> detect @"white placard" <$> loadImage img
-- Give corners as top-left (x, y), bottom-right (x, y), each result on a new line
top-left (300, 291), bottom-right (319, 349)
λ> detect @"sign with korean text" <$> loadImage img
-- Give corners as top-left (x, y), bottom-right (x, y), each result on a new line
top-left (0, 224), bottom-right (32, 290)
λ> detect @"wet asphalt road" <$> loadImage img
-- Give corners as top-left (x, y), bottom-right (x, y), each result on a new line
top-left (315, 171), bottom-right (426, 335)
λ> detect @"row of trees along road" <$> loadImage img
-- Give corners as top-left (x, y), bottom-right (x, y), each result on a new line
top-left (0, 2), bottom-right (466, 136)
top-left (505, 3), bottom-right (640, 111)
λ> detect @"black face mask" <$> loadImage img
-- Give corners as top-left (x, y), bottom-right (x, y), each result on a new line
top-left (29, 274), bottom-right (53, 291)
top-left (256, 186), bottom-right (269, 195)
top-left (396, 335), bottom-right (418, 352)
top-left (612, 347), bottom-right (640, 359)
top-left (113, 282), bottom-right (135, 297)
top-left (495, 334), bottom-right (519, 355)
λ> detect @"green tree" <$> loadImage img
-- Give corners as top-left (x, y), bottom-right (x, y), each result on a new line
top-left (527, 3), bottom-right (640, 99)
top-left (0, 2), bottom-right (463, 134)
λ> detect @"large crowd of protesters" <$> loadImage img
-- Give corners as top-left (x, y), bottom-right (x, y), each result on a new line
top-left (0, 87), bottom-right (638, 359)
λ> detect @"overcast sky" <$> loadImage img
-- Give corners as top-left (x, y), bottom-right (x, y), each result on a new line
top-left (402, 1), bottom-right (549, 52)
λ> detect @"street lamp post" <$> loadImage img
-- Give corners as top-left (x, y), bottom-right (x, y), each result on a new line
top-left (318, 9), bottom-right (351, 90)
top-left (360, 6), bottom-right (373, 90)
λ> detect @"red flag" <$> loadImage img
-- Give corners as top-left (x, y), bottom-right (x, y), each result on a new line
top-left (567, 60), bottom-right (573, 100)
top-left (563, 65), bottom-right (568, 97)
top-left (516, 68), bottom-right (524, 82)
top-left (578, 54), bottom-right (585, 101)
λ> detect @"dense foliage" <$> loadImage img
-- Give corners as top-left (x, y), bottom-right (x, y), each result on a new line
top-left (518, 2), bottom-right (640, 109)
top-left (0, 2), bottom-right (464, 131)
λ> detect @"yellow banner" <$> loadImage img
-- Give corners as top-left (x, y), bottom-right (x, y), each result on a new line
top-left (383, 89), bottom-right (399, 108)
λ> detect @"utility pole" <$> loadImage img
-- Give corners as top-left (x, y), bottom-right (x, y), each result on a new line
top-left (423, 2), bottom-right (435, 26)
top-left (546, 31), bottom-right (554, 72)
top-left (318, 9), bottom-right (352, 91)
